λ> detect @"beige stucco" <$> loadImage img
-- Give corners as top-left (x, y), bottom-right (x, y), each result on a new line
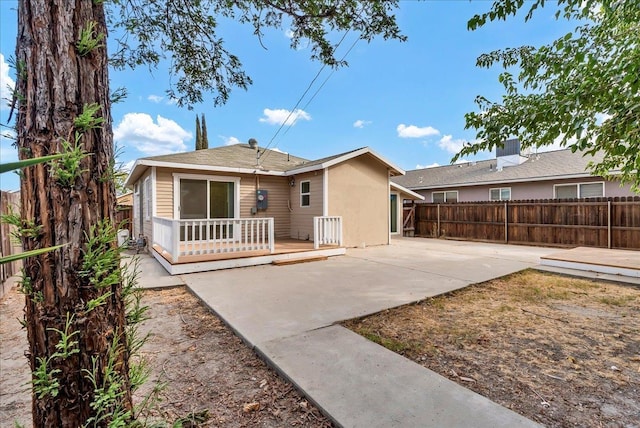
top-left (328, 154), bottom-right (390, 247)
top-left (288, 171), bottom-right (323, 241)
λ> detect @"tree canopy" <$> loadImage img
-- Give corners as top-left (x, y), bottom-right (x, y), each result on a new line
top-left (109, 0), bottom-right (405, 108)
top-left (458, 0), bottom-right (640, 189)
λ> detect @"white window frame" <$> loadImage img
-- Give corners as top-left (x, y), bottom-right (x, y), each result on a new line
top-left (172, 173), bottom-right (241, 219)
top-left (143, 176), bottom-right (151, 220)
top-left (300, 180), bottom-right (311, 207)
top-left (133, 182), bottom-right (140, 220)
top-left (553, 181), bottom-right (605, 199)
top-left (432, 190), bottom-right (458, 203)
top-left (489, 187), bottom-right (511, 201)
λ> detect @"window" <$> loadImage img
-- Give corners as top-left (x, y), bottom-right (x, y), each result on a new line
top-left (490, 187), bottom-right (511, 201)
top-left (432, 191), bottom-right (458, 203)
top-left (143, 177), bottom-right (151, 220)
top-left (133, 183), bottom-right (140, 219)
top-left (179, 178), bottom-right (235, 219)
top-left (300, 180), bottom-right (310, 207)
top-left (554, 182), bottom-right (604, 199)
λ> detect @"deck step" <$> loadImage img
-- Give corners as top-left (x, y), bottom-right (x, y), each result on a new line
top-left (272, 256), bottom-right (329, 266)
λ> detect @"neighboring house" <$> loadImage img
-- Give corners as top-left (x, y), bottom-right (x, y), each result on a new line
top-left (392, 140), bottom-right (636, 203)
top-left (125, 141), bottom-right (422, 273)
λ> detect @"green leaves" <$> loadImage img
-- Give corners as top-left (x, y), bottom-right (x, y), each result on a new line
top-left (0, 154), bottom-right (65, 174)
top-left (108, 0), bottom-right (404, 108)
top-left (462, 0), bottom-right (640, 190)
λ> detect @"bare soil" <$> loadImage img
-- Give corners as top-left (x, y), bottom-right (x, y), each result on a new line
top-left (0, 285), bottom-right (333, 427)
top-left (344, 270), bottom-right (640, 428)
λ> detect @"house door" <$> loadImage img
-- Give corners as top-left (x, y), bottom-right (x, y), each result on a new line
top-left (390, 194), bottom-right (398, 233)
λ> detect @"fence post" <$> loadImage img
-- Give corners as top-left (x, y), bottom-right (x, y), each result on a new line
top-left (607, 200), bottom-right (612, 249)
top-left (504, 202), bottom-right (508, 243)
top-left (437, 204), bottom-right (441, 238)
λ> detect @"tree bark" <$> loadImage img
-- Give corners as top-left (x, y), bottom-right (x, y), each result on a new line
top-left (16, 1), bottom-right (132, 426)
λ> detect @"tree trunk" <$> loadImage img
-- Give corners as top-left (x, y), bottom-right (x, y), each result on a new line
top-left (16, 1), bottom-right (132, 426)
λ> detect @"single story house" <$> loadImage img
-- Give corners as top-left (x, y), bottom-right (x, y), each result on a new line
top-left (392, 140), bottom-right (636, 203)
top-left (125, 141), bottom-right (422, 273)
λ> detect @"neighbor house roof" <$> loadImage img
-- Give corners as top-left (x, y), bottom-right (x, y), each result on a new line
top-left (392, 149), bottom-right (607, 190)
top-left (125, 144), bottom-right (404, 186)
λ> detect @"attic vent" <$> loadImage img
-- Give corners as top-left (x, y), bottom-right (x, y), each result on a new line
top-left (248, 138), bottom-right (258, 150)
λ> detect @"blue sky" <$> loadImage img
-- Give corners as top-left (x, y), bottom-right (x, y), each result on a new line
top-left (0, 1), bottom-right (576, 191)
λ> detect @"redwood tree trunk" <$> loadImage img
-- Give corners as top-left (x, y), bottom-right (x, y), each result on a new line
top-left (15, 1), bottom-right (132, 426)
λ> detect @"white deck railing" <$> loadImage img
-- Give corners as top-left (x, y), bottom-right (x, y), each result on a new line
top-left (153, 217), bottom-right (275, 260)
top-left (313, 216), bottom-right (343, 249)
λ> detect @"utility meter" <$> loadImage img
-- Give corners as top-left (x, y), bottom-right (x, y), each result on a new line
top-left (256, 189), bottom-right (268, 210)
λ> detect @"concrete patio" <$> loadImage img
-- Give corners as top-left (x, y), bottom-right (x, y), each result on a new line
top-left (180, 237), bottom-right (555, 427)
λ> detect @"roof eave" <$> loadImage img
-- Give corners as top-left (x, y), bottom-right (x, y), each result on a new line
top-left (285, 147), bottom-right (405, 176)
top-left (390, 182), bottom-right (425, 200)
top-left (124, 160), bottom-right (285, 185)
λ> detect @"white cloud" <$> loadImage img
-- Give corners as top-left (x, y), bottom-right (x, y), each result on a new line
top-left (353, 119), bottom-right (372, 129)
top-left (0, 53), bottom-right (16, 111)
top-left (397, 124), bottom-right (440, 138)
top-left (259, 108), bottom-right (311, 126)
top-left (416, 162), bottom-right (440, 169)
top-left (285, 29), bottom-right (295, 39)
top-left (438, 134), bottom-right (467, 154)
top-left (0, 128), bottom-right (17, 164)
top-left (147, 94), bottom-right (163, 103)
top-left (121, 160), bottom-right (135, 174)
top-left (222, 136), bottom-right (242, 146)
top-left (595, 112), bottom-right (612, 124)
top-left (113, 113), bottom-right (191, 156)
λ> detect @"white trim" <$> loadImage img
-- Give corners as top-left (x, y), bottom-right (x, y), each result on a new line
top-left (151, 167), bottom-right (157, 216)
top-left (143, 176), bottom-right (151, 220)
top-left (125, 159), bottom-right (284, 187)
top-left (323, 168), bottom-right (329, 216)
top-left (286, 147), bottom-right (405, 176)
top-left (300, 180), bottom-right (311, 207)
top-left (432, 190), bottom-right (459, 203)
top-left (553, 181), bottom-right (605, 198)
top-left (390, 182), bottom-right (425, 201)
top-left (489, 187), bottom-right (511, 201)
top-left (172, 172), bottom-right (241, 219)
top-left (390, 191), bottom-right (401, 236)
top-left (153, 247), bottom-right (346, 275)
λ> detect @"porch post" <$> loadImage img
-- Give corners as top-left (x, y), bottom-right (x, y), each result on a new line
top-left (313, 217), bottom-right (320, 250)
top-left (338, 216), bottom-right (343, 247)
top-left (172, 219), bottom-right (180, 262)
top-left (268, 218), bottom-right (275, 253)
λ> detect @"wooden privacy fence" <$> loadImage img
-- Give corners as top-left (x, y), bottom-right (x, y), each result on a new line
top-left (412, 196), bottom-right (640, 250)
top-left (1, 191), bottom-right (21, 287)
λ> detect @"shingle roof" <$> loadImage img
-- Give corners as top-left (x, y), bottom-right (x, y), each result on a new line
top-left (141, 144), bottom-right (310, 172)
top-left (392, 149), bottom-right (606, 190)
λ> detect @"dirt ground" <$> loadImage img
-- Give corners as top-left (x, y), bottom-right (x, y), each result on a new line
top-left (0, 285), bottom-right (333, 427)
top-left (344, 270), bottom-right (640, 428)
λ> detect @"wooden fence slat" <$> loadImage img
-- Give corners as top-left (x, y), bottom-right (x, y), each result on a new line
top-left (411, 197), bottom-right (640, 250)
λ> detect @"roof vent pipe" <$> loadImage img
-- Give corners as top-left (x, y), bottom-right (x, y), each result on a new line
top-left (248, 138), bottom-right (258, 150)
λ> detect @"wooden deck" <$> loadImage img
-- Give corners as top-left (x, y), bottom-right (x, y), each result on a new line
top-left (540, 247), bottom-right (640, 278)
top-left (152, 239), bottom-right (345, 275)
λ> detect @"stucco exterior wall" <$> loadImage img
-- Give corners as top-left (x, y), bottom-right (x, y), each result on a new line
top-left (414, 177), bottom-right (636, 202)
top-left (289, 171), bottom-right (323, 241)
top-left (328, 155), bottom-right (389, 247)
top-left (154, 167), bottom-right (291, 238)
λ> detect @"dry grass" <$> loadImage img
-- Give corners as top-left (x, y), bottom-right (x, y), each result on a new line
top-left (344, 270), bottom-right (640, 427)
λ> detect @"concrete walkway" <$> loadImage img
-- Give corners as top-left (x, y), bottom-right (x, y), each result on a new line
top-left (181, 238), bottom-right (555, 427)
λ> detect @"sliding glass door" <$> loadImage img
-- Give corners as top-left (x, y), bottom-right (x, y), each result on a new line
top-left (179, 178), bottom-right (236, 240)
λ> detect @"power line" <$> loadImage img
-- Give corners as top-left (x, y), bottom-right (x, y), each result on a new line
top-left (259, 28), bottom-right (354, 163)
top-left (277, 35), bottom-right (361, 143)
